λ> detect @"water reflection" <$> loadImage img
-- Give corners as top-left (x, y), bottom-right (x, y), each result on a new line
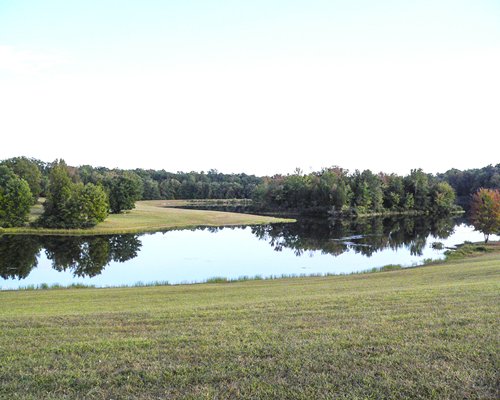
top-left (0, 215), bottom-right (472, 285)
top-left (0, 235), bottom-right (42, 280)
top-left (0, 234), bottom-right (142, 280)
top-left (251, 215), bottom-right (458, 257)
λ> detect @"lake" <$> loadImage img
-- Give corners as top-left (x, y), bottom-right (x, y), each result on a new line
top-left (0, 215), bottom-right (497, 290)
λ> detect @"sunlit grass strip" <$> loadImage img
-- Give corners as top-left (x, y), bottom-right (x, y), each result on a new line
top-left (1, 200), bottom-right (295, 236)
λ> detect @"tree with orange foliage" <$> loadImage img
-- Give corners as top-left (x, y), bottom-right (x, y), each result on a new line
top-left (470, 188), bottom-right (500, 243)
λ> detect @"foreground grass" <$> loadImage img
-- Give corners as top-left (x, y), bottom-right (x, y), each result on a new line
top-left (0, 244), bottom-right (498, 399)
top-left (1, 200), bottom-right (293, 235)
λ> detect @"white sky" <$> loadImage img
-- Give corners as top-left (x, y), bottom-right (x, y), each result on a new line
top-left (0, 1), bottom-right (499, 176)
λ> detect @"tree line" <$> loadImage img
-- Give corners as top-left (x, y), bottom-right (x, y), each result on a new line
top-left (436, 164), bottom-right (500, 209)
top-left (252, 167), bottom-right (459, 216)
top-left (0, 156), bottom-right (498, 229)
top-left (10, 159), bottom-right (261, 201)
top-left (0, 157), bottom-right (261, 228)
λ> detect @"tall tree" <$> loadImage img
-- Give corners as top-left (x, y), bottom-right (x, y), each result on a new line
top-left (0, 165), bottom-right (33, 227)
top-left (40, 160), bottom-right (75, 227)
top-left (470, 188), bottom-right (500, 243)
top-left (405, 169), bottom-right (430, 211)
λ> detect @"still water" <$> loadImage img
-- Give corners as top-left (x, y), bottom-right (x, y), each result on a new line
top-left (0, 216), bottom-right (496, 289)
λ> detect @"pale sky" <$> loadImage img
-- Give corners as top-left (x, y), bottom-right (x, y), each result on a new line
top-left (1, 0), bottom-right (499, 176)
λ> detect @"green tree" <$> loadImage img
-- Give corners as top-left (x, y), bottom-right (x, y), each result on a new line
top-left (351, 170), bottom-right (383, 214)
top-left (0, 165), bottom-right (33, 227)
top-left (106, 172), bottom-right (143, 213)
top-left (381, 174), bottom-right (405, 211)
top-left (470, 188), bottom-right (500, 243)
top-left (430, 182), bottom-right (456, 214)
top-left (405, 169), bottom-right (430, 211)
top-left (159, 178), bottom-right (181, 199)
top-left (142, 178), bottom-right (161, 200)
top-left (73, 183), bottom-right (109, 227)
top-left (39, 160), bottom-right (75, 227)
top-left (1, 157), bottom-right (42, 203)
top-left (39, 161), bottom-right (109, 228)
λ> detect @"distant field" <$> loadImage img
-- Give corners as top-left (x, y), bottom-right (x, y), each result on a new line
top-left (2, 199), bottom-right (293, 235)
top-left (0, 244), bottom-right (498, 399)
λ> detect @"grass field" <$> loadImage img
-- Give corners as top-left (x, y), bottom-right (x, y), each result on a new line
top-left (0, 244), bottom-right (498, 399)
top-left (2, 200), bottom-right (293, 235)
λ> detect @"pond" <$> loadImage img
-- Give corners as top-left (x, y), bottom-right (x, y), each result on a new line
top-left (0, 215), bottom-right (497, 290)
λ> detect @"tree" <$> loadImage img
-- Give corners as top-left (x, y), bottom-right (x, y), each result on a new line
top-left (159, 178), bottom-right (181, 199)
top-left (73, 183), bottom-right (109, 227)
top-left (381, 174), bottom-right (404, 211)
top-left (1, 157), bottom-right (42, 203)
top-left (405, 169), bottom-right (430, 211)
top-left (0, 165), bottom-right (33, 227)
top-left (105, 172), bottom-right (143, 213)
top-left (350, 170), bottom-right (383, 214)
top-left (470, 188), bottom-right (500, 243)
top-left (39, 160), bottom-right (109, 228)
top-left (39, 160), bottom-right (75, 227)
top-left (430, 182), bottom-right (456, 214)
top-left (142, 178), bottom-right (161, 200)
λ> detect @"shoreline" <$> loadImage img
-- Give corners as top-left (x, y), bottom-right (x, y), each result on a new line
top-left (3, 241), bottom-right (497, 291)
top-left (1, 200), bottom-right (295, 236)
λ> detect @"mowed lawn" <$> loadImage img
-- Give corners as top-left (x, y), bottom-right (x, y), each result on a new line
top-left (5, 200), bottom-right (293, 235)
top-left (0, 247), bottom-right (499, 399)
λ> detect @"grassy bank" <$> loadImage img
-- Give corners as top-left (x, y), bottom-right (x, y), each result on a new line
top-left (0, 244), bottom-right (498, 399)
top-left (1, 200), bottom-right (294, 236)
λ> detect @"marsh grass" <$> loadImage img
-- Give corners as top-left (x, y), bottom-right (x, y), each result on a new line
top-left (0, 243), bottom-right (498, 399)
top-left (444, 242), bottom-right (493, 260)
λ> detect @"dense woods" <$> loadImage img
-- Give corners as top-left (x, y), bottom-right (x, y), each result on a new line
top-left (437, 164), bottom-right (500, 208)
top-left (79, 165), bottom-right (261, 201)
top-left (0, 156), bottom-right (499, 228)
top-left (252, 168), bottom-right (459, 216)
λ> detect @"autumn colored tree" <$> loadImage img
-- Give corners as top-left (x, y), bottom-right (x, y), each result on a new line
top-left (470, 188), bottom-right (500, 243)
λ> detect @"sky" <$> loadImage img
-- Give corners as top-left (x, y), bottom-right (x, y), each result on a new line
top-left (0, 0), bottom-right (499, 176)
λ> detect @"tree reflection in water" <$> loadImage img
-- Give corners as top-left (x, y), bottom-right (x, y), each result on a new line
top-left (0, 234), bottom-right (142, 280)
top-left (0, 215), bottom-right (463, 282)
top-left (251, 215), bottom-right (459, 257)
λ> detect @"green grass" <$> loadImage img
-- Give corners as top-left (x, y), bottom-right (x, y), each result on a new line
top-left (1, 200), bottom-right (294, 235)
top-left (0, 243), bottom-right (498, 399)
top-left (444, 242), bottom-right (493, 260)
